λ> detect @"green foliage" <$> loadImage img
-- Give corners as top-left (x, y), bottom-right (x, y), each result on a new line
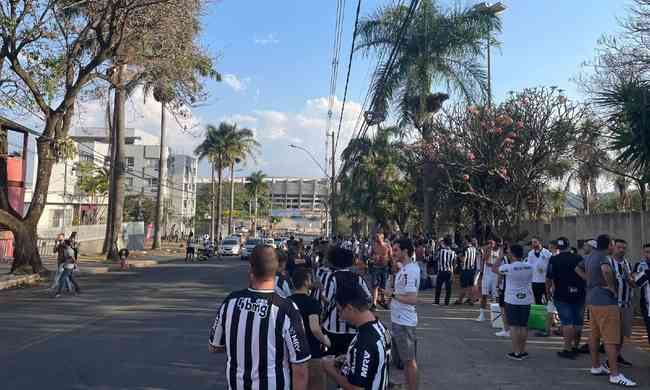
top-left (124, 195), bottom-right (156, 224)
top-left (77, 161), bottom-right (109, 198)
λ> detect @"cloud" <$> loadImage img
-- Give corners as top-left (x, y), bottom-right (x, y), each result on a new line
top-left (222, 74), bottom-right (251, 92)
top-left (254, 33), bottom-right (279, 46)
top-left (72, 86), bottom-right (204, 156)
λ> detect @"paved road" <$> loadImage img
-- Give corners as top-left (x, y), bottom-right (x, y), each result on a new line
top-left (1, 258), bottom-right (648, 390)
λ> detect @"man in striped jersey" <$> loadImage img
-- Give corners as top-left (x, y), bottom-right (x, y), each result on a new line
top-left (435, 237), bottom-right (456, 306)
top-left (477, 239), bottom-right (502, 321)
top-left (322, 247), bottom-right (373, 357)
top-left (323, 280), bottom-right (391, 390)
top-left (455, 238), bottom-right (479, 305)
top-left (633, 243), bottom-right (650, 346)
top-left (609, 239), bottom-right (634, 368)
top-left (209, 246), bottom-right (310, 390)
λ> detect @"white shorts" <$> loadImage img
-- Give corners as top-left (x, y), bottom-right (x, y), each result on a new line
top-left (481, 272), bottom-right (498, 297)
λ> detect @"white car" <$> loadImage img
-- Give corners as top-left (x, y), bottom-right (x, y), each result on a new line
top-left (219, 239), bottom-right (241, 256)
top-left (241, 238), bottom-right (264, 260)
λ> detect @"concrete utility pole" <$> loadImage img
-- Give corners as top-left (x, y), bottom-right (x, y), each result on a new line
top-left (152, 101), bottom-right (167, 249)
top-left (330, 131), bottom-right (337, 237)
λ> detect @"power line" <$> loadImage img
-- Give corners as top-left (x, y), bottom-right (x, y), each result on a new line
top-left (334, 0), bottom-right (363, 155)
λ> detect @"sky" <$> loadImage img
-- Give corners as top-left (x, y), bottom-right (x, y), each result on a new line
top-left (9, 0), bottom-right (633, 182)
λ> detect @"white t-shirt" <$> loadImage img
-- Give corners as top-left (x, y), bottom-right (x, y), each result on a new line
top-left (527, 248), bottom-right (552, 283)
top-left (498, 261), bottom-right (534, 305)
top-left (391, 261), bottom-right (420, 327)
top-left (483, 249), bottom-right (499, 278)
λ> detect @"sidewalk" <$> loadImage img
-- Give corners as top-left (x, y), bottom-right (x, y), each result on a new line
top-left (0, 243), bottom-right (185, 291)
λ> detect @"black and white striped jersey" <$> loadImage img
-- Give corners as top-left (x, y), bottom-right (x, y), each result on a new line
top-left (322, 269), bottom-right (372, 334)
top-left (341, 319), bottom-right (391, 390)
top-left (437, 248), bottom-right (456, 272)
top-left (209, 288), bottom-right (311, 390)
top-left (462, 246), bottom-right (479, 270)
top-left (274, 274), bottom-right (292, 298)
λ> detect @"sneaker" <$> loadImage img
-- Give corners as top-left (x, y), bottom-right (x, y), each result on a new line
top-left (464, 299), bottom-right (474, 306)
top-left (590, 364), bottom-right (610, 376)
top-left (557, 350), bottom-right (576, 359)
top-left (453, 300), bottom-right (463, 305)
top-left (617, 355), bottom-right (633, 367)
top-left (519, 352), bottom-right (529, 360)
top-left (54, 294), bottom-right (61, 298)
top-left (506, 352), bottom-right (523, 361)
top-left (495, 329), bottom-right (510, 337)
top-left (609, 374), bottom-right (637, 387)
top-left (576, 344), bottom-right (590, 354)
top-left (476, 311), bottom-right (487, 322)
top-left (379, 301), bottom-right (390, 310)
top-left (534, 330), bottom-right (549, 337)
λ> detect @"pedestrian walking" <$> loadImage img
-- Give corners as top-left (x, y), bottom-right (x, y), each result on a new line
top-left (494, 244), bottom-right (511, 338)
top-left (322, 280), bottom-right (391, 390)
top-left (497, 244), bottom-right (533, 361)
top-left (69, 231), bottom-right (79, 261)
top-left (546, 237), bottom-right (586, 359)
top-left (54, 240), bottom-right (81, 297)
top-left (455, 238), bottom-right (479, 305)
top-left (370, 232), bottom-right (392, 310)
top-left (290, 268), bottom-right (331, 390)
top-left (435, 237), bottom-right (455, 305)
top-left (633, 243), bottom-right (650, 346)
top-left (576, 234), bottom-right (636, 387)
top-left (209, 245), bottom-right (310, 390)
top-left (385, 238), bottom-right (419, 390)
top-left (185, 232), bottom-right (195, 262)
top-left (51, 233), bottom-right (70, 292)
top-left (275, 249), bottom-right (293, 298)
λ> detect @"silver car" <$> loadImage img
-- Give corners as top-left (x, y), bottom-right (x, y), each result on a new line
top-left (241, 238), bottom-right (264, 260)
top-left (219, 239), bottom-right (241, 256)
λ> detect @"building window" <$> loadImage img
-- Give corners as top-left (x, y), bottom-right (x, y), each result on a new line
top-left (80, 153), bottom-right (93, 162)
top-left (126, 157), bottom-right (134, 172)
top-left (184, 199), bottom-right (188, 209)
top-left (146, 158), bottom-right (159, 170)
top-left (125, 177), bottom-right (133, 188)
top-left (148, 178), bottom-right (158, 187)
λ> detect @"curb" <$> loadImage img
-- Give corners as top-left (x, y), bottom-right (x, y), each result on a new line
top-left (0, 274), bottom-right (42, 291)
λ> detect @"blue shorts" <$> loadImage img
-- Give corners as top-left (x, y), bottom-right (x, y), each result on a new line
top-left (370, 265), bottom-right (389, 289)
top-left (554, 301), bottom-right (585, 327)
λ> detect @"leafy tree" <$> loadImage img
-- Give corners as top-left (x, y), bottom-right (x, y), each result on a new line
top-left (246, 171), bottom-right (267, 236)
top-left (76, 161), bottom-right (109, 224)
top-left (355, 0), bottom-right (501, 234)
top-left (0, 0), bottom-right (192, 273)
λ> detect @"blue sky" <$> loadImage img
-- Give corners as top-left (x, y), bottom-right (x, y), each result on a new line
top-left (10, 0), bottom-right (630, 183)
top-left (181, 0), bottom-right (628, 179)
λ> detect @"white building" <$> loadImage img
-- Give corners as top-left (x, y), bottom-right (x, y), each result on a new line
top-left (25, 127), bottom-right (198, 232)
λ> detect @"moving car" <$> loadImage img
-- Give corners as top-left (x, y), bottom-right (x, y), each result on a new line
top-left (219, 239), bottom-right (241, 256)
top-left (264, 238), bottom-right (276, 249)
top-left (241, 238), bottom-right (263, 260)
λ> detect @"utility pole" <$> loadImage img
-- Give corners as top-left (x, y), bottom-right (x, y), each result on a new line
top-left (330, 131), bottom-right (337, 237)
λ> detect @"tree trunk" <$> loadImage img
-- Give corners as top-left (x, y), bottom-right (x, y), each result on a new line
top-left (152, 100), bottom-right (167, 249)
top-left (103, 90), bottom-right (116, 254)
top-left (638, 180), bottom-right (647, 212)
top-left (106, 67), bottom-right (127, 261)
top-left (210, 163), bottom-right (215, 240)
top-left (228, 162), bottom-right (235, 235)
top-left (216, 162), bottom-right (223, 242)
top-left (422, 160), bottom-right (434, 236)
top-left (253, 188), bottom-right (258, 237)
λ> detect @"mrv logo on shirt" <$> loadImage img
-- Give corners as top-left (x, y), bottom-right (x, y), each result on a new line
top-left (237, 298), bottom-right (270, 318)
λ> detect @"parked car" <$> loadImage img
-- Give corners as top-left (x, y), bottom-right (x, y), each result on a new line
top-left (219, 239), bottom-right (241, 256)
top-left (241, 238), bottom-right (263, 260)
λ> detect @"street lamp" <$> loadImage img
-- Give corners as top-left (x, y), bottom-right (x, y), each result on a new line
top-left (473, 2), bottom-right (507, 108)
top-left (288, 144), bottom-right (331, 237)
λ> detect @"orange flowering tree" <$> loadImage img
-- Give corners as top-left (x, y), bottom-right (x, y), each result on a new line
top-left (415, 87), bottom-right (586, 240)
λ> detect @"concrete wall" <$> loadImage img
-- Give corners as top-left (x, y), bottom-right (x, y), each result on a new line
top-left (37, 224), bottom-right (107, 255)
top-left (521, 212), bottom-right (650, 260)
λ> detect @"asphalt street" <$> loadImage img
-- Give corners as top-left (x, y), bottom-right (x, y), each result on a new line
top-left (1, 257), bottom-right (648, 390)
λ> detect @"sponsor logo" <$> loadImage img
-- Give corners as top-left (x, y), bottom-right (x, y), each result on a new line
top-left (361, 350), bottom-right (371, 378)
top-left (289, 325), bottom-right (302, 353)
top-left (516, 292), bottom-right (527, 299)
top-left (236, 298), bottom-right (270, 318)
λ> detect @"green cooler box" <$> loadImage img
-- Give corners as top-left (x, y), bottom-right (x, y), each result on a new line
top-left (527, 304), bottom-right (547, 331)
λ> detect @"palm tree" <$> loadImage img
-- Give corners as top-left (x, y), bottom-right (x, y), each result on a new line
top-left (246, 171), bottom-right (267, 237)
top-left (223, 126), bottom-right (258, 235)
top-left (356, 0), bottom-right (501, 233)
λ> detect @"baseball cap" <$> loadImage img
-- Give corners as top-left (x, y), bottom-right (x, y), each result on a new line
top-left (556, 237), bottom-right (570, 251)
top-left (586, 239), bottom-right (597, 249)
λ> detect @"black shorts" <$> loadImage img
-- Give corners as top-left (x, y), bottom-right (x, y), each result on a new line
top-left (498, 289), bottom-right (506, 307)
top-left (532, 282), bottom-right (547, 305)
top-left (505, 303), bottom-right (531, 327)
top-left (460, 269), bottom-right (476, 288)
top-left (186, 247), bottom-right (195, 255)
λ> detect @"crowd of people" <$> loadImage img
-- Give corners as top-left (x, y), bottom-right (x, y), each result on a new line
top-left (209, 231), bottom-right (650, 389)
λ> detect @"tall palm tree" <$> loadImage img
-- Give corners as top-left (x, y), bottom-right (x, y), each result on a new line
top-left (246, 171), bottom-right (267, 237)
top-left (356, 0), bottom-right (501, 233)
top-left (223, 126), bottom-right (258, 235)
